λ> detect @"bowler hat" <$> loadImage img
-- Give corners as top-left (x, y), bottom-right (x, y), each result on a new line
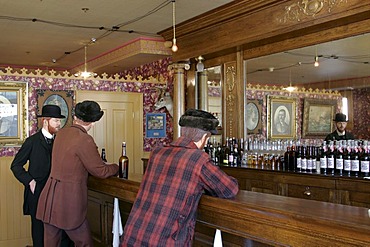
top-left (333, 113), bottom-right (348, 122)
top-left (37, 105), bottom-right (65, 118)
top-left (179, 109), bottom-right (219, 134)
top-left (74, 100), bottom-right (104, 122)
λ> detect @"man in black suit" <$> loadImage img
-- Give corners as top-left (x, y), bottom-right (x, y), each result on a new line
top-left (10, 105), bottom-right (72, 247)
top-left (325, 113), bottom-right (355, 141)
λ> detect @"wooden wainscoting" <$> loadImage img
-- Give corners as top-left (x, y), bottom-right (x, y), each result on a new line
top-left (0, 156), bottom-right (32, 247)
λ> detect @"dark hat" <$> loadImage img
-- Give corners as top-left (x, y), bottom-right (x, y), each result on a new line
top-left (75, 100), bottom-right (104, 122)
top-left (333, 113), bottom-right (348, 122)
top-left (179, 109), bottom-right (219, 134)
top-left (37, 105), bottom-right (65, 118)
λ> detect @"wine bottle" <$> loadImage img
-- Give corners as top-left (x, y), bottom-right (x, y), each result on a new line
top-left (351, 140), bottom-right (360, 177)
top-left (296, 146), bottom-right (302, 172)
top-left (320, 142), bottom-right (328, 175)
top-left (301, 146), bottom-right (307, 173)
top-left (343, 140), bottom-right (352, 176)
top-left (101, 148), bottom-right (107, 162)
top-left (335, 140), bottom-right (344, 176)
top-left (327, 141), bottom-right (335, 175)
top-left (360, 140), bottom-right (369, 177)
top-left (119, 142), bottom-right (129, 179)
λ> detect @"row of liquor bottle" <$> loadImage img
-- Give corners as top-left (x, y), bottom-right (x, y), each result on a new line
top-left (284, 139), bottom-right (369, 177)
top-left (204, 138), bottom-right (370, 178)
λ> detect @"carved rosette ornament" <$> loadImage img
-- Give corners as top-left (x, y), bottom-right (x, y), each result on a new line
top-left (279, 0), bottom-right (348, 22)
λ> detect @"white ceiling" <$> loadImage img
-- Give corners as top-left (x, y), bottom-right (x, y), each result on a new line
top-left (0, 0), bottom-right (232, 74)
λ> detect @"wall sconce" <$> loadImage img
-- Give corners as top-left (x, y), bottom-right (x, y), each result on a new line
top-left (196, 56), bottom-right (204, 72)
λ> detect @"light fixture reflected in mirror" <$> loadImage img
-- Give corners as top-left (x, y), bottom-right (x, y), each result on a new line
top-left (171, 0), bottom-right (178, 52)
top-left (74, 45), bottom-right (96, 79)
top-left (283, 69), bottom-right (297, 92)
top-left (196, 56), bottom-right (204, 72)
top-left (314, 56), bottom-right (320, 67)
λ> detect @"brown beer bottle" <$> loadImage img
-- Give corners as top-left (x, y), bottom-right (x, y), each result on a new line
top-left (101, 148), bottom-right (107, 162)
top-left (119, 142), bottom-right (129, 179)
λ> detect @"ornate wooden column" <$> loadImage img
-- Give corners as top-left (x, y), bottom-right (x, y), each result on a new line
top-left (168, 63), bottom-right (190, 140)
top-left (197, 70), bottom-right (209, 111)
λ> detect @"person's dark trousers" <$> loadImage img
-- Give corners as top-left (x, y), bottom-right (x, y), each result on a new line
top-left (61, 231), bottom-right (75, 247)
top-left (30, 215), bottom-right (44, 247)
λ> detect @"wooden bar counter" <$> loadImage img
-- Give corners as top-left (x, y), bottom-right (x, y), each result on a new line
top-left (88, 176), bottom-right (370, 247)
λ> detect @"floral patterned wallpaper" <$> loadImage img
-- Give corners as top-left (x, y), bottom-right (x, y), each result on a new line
top-left (0, 57), bottom-right (173, 156)
top-left (352, 88), bottom-right (370, 139)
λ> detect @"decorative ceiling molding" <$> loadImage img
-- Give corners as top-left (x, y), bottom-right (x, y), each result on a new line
top-left (0, 66), bottom-right (167, 84)
top-left (246, 83), bottom-right (342, 95)
top-left (73, 37), bottom-right (172, 73)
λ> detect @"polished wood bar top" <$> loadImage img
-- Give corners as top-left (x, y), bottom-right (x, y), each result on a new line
top-left (88, 176), bottom-right (370, 246)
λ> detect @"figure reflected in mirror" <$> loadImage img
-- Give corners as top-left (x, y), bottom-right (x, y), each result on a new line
top-left (273, 107), bottom-right (290, 135)
top-left (325, 113), bottom-right (355, 141)
top-left (246, 102), bottom-right (259, 131)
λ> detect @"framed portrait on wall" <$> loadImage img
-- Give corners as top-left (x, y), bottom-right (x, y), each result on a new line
top-left (37, 90), bottom-right (74, 129)
top-left (267, 96), bottom-right (297, 139)
top-left (246, 99), bottom-right (263, 134)
top-left (302, 98), bottom-right (337, 138)
top-left (0, 81), bottom-right (28, 146)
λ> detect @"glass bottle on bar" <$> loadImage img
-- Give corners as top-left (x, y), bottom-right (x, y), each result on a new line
top-left (315, 146), bottom-right (321, 174)
top-left (327, 141), bottom-right (335, 175)
top-left (361, 140), bottom-right (369, 177)
top-left (335, 140), bottom-right (344, 176)
top-left (101, 148), bottom-right (107, 162)
top-left (320, 141), bottom-right (328, 175)
top-left (306, 145), bottom-right (312, 173)
top-left (296, 145), bottom-right (302, 172)
top-left (119, 142), bottom-right (129, 179)
top-left (310, 146), bottom-right (317, 173)
top-left (301, 146), bottom-right (307, 173)
top-left (351, 140), bottom-right (360, 177)
top-left (343, 140), bottom-right (352, 176)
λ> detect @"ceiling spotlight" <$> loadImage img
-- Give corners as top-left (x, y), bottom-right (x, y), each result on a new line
top-left (314, 56), bottom-right (319, 67)
top-left (269, 67), bottom-right (274, 72)
top-left (91, 38), bottom-right (96, 43)
top-left (82, 8), bottom-right (89, 13)
top-left (52, 58), bottom-right (56, 63)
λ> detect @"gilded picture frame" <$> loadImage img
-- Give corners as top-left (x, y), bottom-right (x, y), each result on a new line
top-left (0, 81), bottom-right (28, 146)
top-left (246, 99), bottom-right (263, 134)
top-left (302, 98), bottom-right (337, 138)
top-left (37, 89), bottom-right (74, 130)
top-left (267, 96), bottom-right (297, 139)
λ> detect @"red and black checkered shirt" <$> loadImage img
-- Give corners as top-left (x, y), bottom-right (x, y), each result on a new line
top-left (121, 137), bottom-right (239, 246)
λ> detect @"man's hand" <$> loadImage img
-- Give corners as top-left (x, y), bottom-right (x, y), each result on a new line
top-left (29, 179), bottom-right (36, 194)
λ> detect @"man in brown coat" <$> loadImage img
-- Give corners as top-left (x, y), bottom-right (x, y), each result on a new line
top-left (36, 101), bottom-right (119, 247)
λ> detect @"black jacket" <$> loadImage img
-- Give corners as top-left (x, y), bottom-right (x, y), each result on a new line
top-left (325, 130), bottom-right (355, 142)
top-left (10, 131), bottom-right (52, 216)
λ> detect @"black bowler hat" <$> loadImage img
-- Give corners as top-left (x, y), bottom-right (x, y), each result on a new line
top-left (179, 109), bottom-right (219, 134)
top-left (333, 113), bottom-right (348, 122)
top-left (37, 105), bottom-right (65, 118)
top-left (74, 100), bottom-right (104, 122)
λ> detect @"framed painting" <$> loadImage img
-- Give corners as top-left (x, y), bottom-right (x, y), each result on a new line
top-left (267, 96), bottom-right (297, 139)
top-left (0, 81), bottom-right (28, 146)
top-left (37, 90), bottom-right (74, 129)
top-left (302, 98), bottom-right (337, 138)
top-left (246, 99), bottom-right (263, 134)
top-left (146, 113), bottom-right (166, 138)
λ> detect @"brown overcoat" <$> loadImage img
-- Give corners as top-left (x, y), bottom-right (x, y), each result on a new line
top-left (36, 124), bottom-right (118, 230)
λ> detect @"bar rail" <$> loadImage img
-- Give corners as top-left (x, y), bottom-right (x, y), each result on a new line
top-left (88, 176), bottom-right (370, 246)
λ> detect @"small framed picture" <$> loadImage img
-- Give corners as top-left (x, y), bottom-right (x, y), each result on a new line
top-left (0, 81), bottom-right (28, 146)
top-left (146, 113), bottom-right (166, 138)
top-left (246, 99), bottom-right (262, 134)
top-left (37, 89), bottom-right (74, 129)
top-left (302, 98), bottom-right (337, 138)
top-left (267, 96), bottom-right (297, 139)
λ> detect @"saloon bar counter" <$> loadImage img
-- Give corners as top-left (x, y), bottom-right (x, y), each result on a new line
top-left (87, 176), bottom-right (370, 247)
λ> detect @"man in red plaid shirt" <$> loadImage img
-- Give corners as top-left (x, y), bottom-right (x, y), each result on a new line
top-left (122, 109), bottom-right (239, 246)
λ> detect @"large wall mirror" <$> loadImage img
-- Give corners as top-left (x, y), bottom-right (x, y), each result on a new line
top-left (244, 32), bottom-right (370, 140)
